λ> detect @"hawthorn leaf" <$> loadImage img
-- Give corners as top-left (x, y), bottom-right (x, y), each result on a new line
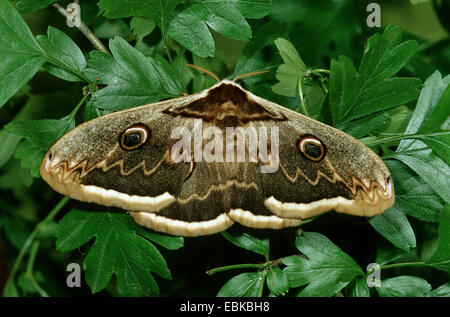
top-left (368, 208), bottom-right (416, 251)
top-left (283, 232), bottom-right (363, 297)
top-left (431, 283), bottom-right (450, 297)
top-left (217, 272), bottom-right (262, 297)
top-left (395, 71), bottom-right (450, 203)
top-left (221, 231), bottom-right (269, 260)
top-left (385, 160), bottom-right (443, 223)
top-left (266, 266), bottom-right (289, 296)
top-left (99, 0), bottom-right (182, 31)
top-left (376, 276), bottom-right (432, 297)
top-left (15, 0), bottom-right (57, 13)
top-left (329, 26), bottom-right (421, 127)
top-left (271, 38), bottom-right (306, 97)
top-left (427, 204), bottom-right (450, 273)
top-left (168, 0), bottom-right (270, 57)
top-left (0, 0), bottom-right (46, 108)
top-left (36, 26), bottom-right (87, 82)
top-left (85, 37), bottom-right (181, 111)
top-left (55, 209), bottom-right (180, 296)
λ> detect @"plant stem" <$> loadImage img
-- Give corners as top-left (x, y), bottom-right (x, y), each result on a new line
top-left (257, 268), bottom-right (268, 297)
top-left (206, 263), bottom-right (265, 276)
top-left (2, 196), bottom-right (70, 296)
top-left (25, 242), bottom-right (49, 297)
top-left (298, 75), bottom-right (309, 117)
top-left (52, 3), bottom-right (110, 54)
top-left (362, 131), bottom-right (450, 146)
top-left (379, 261), bottom-right (427, 271)
top-left (68, 94), bottom-right (88, 122)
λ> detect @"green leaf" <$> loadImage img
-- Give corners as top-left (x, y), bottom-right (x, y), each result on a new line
top-left (130, 17), bottom-right (156, 38)
top-left (283, 232), bottom-right (363, 297)
top-left (217, 272), bottom-right (262, 297)
top-left (168, 0), bottom-right (269, 57)
top-left (266, 266), bottom-right (289, 296)
top-left (340, 112), bottom-right (390, 139)
top-left (0, 0), bottom-right (46, 108)
top-left (272, 0), bottom-right (361, 66)
top-left (416, 83), bottom-right (450, 166)
top-left (36, 27), bottom-right (87, 82)
top-left (345, 277), bottom-right (370, 297)
top-left (99, 0), bottom-right (182, 31)
top-left (427, 204), bottom-right (450, 273)
top-left (15, 0), bottom-right (58, 13)
top-left (55, 209), bottom-right (175, 296)
top-left (3, 116), bottom-right (74, 150)
top-left (272, 37), bottom-right (307, 97)
top-left (234, 20), bottom-right (287, 77)
top-left (13, 140), bottom-right (45, 178)
top-left (376, 276), bottom-right (432, 297)
top-left (368, 208), bottom-right (416, 251)
top-left (329, 26), bottom-right (421, 127)
top-left (0, 132), bottom-right (22, 167)
top-left (385, 160), bottom-right (443, 222)
top-left (1, 213), bottom-right (30, 250)
top-left (85, 37), bottom-right (180, 111)
top-left (431, 283), bottom-right (450, 297)
top-left (396, 71), bottom-right (450, 203)
top-left (221, 231), bottom-right (269, 260)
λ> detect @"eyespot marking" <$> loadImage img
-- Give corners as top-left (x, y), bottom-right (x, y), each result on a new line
top-left (119, 124), bottom-right (150, 151)
top-left (298, 135), bottom-right (325, 162)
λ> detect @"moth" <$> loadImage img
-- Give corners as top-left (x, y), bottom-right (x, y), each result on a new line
top-left (40, 73), bottom-right (395, 236)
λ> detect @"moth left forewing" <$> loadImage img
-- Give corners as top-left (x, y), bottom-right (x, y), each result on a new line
top-left (40, 95), bottom-right (200, 213)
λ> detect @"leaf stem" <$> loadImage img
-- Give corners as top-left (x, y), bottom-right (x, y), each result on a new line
top-left (362, 131), bottom-right (450, 146)
top-left (379, 261), bottom-right (427, 271)
top-left (2, 196), bottom-right (70, 296)
top-left (25, 241), bottom-right (49, 297)
top-left (206, 263), bottom-right (265, 276)
top-left (257, 268), bottom-right (268, 297)
top-left (52, 3), bottom-right (110, 55)
top-left (298, 75), bottom-right (309, 117)
top-left (68, 94), bottom-right (88, 123)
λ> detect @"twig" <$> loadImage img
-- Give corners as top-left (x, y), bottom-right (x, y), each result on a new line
top-left (52, 3), bottom-right (110, 55)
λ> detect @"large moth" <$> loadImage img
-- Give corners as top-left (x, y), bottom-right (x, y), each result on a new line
top-left (40, 78), bottom-right (395, 236)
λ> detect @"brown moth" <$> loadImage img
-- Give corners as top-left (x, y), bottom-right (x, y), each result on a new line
top-left (40, 79), bottom-right (395, 236)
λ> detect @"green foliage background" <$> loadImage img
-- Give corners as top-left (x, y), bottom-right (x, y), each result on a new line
top-left (0, 0), bottom-right (449, 297)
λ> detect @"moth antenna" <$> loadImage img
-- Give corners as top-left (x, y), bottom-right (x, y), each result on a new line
top-left (233, 70), bottom-right (269, 82)
top-left (186, 64), bottom-right (220, 83)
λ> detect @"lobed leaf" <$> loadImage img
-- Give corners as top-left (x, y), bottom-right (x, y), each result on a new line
top-left (168, 0), bottom-right (271, 57)
top-left (427, 204), bottom-right (450, 273)
top-left (385, 160), bottom-right (443, 223)
top-left (376, 276), bottom-right (432, 297)
top-left (396, 71), bottom-right (450, 203)
top-left (85, 37), bottom-right (182, 111)
top-left (283, 232), bottom-right (363, 297)
top-left (0, 0), bottom-right (46, 108)
top-left (221, 231), bottom-right (270, 260)
top-left (266, 266), bottom-right (289, 296)
top-left (217, 272), bottom-right (262, 297)
top-left (329, 26), bottom-right (421, 127)
top-left (36, 26), bottom-right (87, 82)
top-left (368, 208), bottom-right (416, 251)
top-left (55, 209), bottom-right (180, 296)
